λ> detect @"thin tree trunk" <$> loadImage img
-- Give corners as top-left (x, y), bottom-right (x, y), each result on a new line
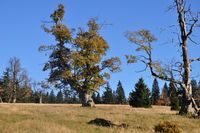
top-left (8, 97), bottom-right (12, 103)
top-left (39, 95), bottom-right (42, 104)
top-left (12, 90), bottom-right (17, 103)
top-left (79, 91), bottom-right (94, 107)
top-left (12, 97), bottom-right (16, 103)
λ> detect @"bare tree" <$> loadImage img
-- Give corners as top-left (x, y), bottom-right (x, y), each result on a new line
top-left (8, 57), bottom-right (21, 103)
top-left (32, 81), bottom-right (49, 104)
top-left (5, 57), bottom-right (32, 103)
top-left (17, 70), bottom-right (32, 102)
top-left (126, 0), bottom-right (200, 115)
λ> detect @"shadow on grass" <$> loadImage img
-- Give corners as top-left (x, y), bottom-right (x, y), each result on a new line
top-left (88, 118), bottom-right (128, 128)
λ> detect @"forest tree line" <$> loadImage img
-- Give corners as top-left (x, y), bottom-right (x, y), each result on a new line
top-left (0, 57), bottom-right (200, 110)
top-left (1, 0), bottom-right (200, 115)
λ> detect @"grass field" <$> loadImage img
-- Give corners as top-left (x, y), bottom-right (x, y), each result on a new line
top-left (0, 104), bottom-right (199, 133)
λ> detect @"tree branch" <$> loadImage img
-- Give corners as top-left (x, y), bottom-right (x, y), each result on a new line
top-left (187, 19), bottom-right (198, 37)
top-left (190, 57), bottom-right (200, 63)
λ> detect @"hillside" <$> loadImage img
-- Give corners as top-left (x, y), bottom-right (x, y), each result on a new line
top-left (0, 104), bottom-right (199, 133)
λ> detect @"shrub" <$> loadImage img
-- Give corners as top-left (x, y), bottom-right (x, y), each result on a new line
top-left (154, 121), bottom-right (181, 133)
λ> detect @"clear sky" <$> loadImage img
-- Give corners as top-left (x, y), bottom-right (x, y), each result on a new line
top-left (0, 0), bottom-right (200, 97)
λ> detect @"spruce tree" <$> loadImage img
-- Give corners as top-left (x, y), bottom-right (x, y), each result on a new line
top-left (191, 79), bottom-right (199, 99)
top-left (116, 81), bottom-right (126, 104)
top-left (112, 90), bottom-right (117, 104)
top-left (129, 78), bottom-right (151, 108)
top-left (169, 82), bottom-right (179, 110)
top-left (96, 93), bottom-right (101, 104)
top-left (43, 92), bottom-right (49, 103)
top-left (92, 92), bottom-right (97, 104)
top-left (158, 83), bottom-right (170, 106)
top-left (196, 82), bottom-right (200, 106)
top-left (151, 78), bottom-right (160, 105)
top-left (56, 90), bottom-right (64, 103)
top-left (92, 92), bottom-right (101, 104)
top-left (49, 90), bottom-right (56, 103)
top-left (102, 83), bottom-right (114, 104)
top-left (191, 80), bottom-right (200, 106)
top-left (0, 78), bottom-right (3, 103)
top-left (63, 89), bottom-right (71, 103)
top-left (1, 69), bottom-right (11, 102)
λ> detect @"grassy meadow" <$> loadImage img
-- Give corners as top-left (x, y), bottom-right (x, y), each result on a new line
top-left (0, 104), bottom-right (199, 133)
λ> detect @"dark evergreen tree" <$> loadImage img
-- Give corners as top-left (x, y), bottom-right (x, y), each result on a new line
top-left (116, 81), bottom-right (126, 104)
top-left (158, 83), bottom-right (170, 106)
top-left (49, 90), bottom-right (56, 103)
top-left (164, 83), bottom-right (169, 96)
top-left (92, 92), bottom-right (97, 104)
top-left (43, 92), bottom-right (49, 103)
top-left (63, 89), bottom-right (80, 104)
top-left (191, 79), bottom-right (198, 97)
top-left (112, 90), bottom-right (117, 104)
top-left (91, 92), bottom-right (101, 104)
top-left (169, 82), bottom-right (179, 110)
top-left (71, 91), bottom-right (80, 104)
top-left (129, 78), bottom-right (151, 108)
top-left (192, 80), bottom-right (200, 106)
top-left (63, 89), bottom-right (71, 103)
top-left (196, 82), bottom-right (200, 106)
top-left (102, 83), bottom-right (114, 104)
top-left (151, 78), bottom-right (160, 105)
top-left (0, 66), bottom-right (32, 103)
top-left (0, 69), bottom-right (11, 102)
top-left (0, 78), bottom-right (3, 103)
top-left (96, 93), bottom-right (101, 104)
top-left (56, 90), bottom-right (64, 103)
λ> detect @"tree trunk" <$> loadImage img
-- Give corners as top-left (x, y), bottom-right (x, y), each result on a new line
top-left (12, 90), bottom-right (17, 103)
top-left (12, 87), bottom-right (17, 103)
top-left (39, 95), bottom-right (42, 104)
top-left (8, 97), bottom-right (12, 103)
top-left (79, 91), bottom-right (94, 107)
top-left (179, 88), bottom-right (193, 115)
top-left (12, 97), bottom-right (16, 103)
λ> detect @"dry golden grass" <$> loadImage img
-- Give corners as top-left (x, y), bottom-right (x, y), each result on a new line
top-left (0, 104), bottom-right (199, 133)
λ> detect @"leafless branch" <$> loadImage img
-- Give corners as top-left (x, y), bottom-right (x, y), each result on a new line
top-left (187, 18), bottom-right (198, 37)
top-left (188, 36), bottom-right (199, 45)
top-left (190, 57), bottom-right (200, 63)
top-left (135, 60), bottom-right (148, 73)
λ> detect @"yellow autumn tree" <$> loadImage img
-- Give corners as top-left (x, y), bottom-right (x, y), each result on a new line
top-left (40, 4), bottom-right (121, 107)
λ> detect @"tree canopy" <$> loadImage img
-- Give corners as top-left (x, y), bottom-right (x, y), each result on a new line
top-left (40, 4), bottom-right (121, 107)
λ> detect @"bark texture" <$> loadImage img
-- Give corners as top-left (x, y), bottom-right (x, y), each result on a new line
top-left (79, 91), bottom-right (94, 107)
top-left (175, 0), bottom-right (196, 115)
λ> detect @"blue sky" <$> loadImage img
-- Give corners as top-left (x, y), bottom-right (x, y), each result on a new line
top-left (0, 0), bottom-right (200, 97)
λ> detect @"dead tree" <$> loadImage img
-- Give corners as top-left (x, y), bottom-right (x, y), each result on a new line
top-left (126, 0), bottom-right (199, 115)
top-left (8, 57), bottom-right (21, 103)
top-left (32, 81), bottom-right (49, 104)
